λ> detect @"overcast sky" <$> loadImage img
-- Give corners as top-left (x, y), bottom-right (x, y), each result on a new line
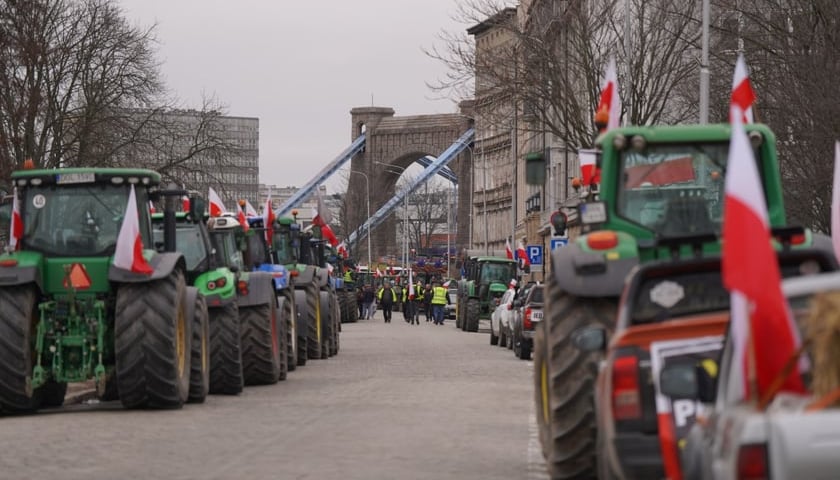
top-left (118, 0), bottom-right (470, 194)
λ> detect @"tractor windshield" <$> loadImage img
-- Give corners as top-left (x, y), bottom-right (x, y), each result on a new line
top-left (209, 231), bottom-right (243, 271)
top-left (272, 230), bottom-right (295, 264)
top-left (22, 184), bottom-right (147, 256)
top-left (479, 262), bottom-right (516, 284)
top-left (617, 143), bottom-right (729, 237)
top-left (152, 223), bottom-right (208, 272)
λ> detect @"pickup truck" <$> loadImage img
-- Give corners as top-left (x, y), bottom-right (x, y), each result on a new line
top-left (671, 270), bottom-right (840, 480)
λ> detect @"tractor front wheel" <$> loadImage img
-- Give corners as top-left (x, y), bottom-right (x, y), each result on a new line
top-left (188, 291), bottom-right (210, 403)
top-left (115, 270), bottom-right (191, 409)
top-left (466, 299), bottom-right (480, 332)
top-left (305, 284), bottom-right (322, 360)
top-left (0, 285), bottom-right (41, 413)
top-left (208, 302), bottom-right (243, 395)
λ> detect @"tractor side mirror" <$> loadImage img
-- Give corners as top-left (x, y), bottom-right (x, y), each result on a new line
top-left (190, 196), bottom-right (206, 221)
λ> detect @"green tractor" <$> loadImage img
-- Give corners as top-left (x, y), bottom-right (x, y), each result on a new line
top-left (0, 168), bottom-right (201, 412)
top-left (152, 210), bottom-right (287, 393)
top-left (534, 124), bottom-right (834, 478)
top-left (455, 252), bottom-right (518, 332)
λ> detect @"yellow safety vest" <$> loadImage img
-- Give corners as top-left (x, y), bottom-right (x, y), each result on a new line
top-left (431, 286), bottom-right (448, 305)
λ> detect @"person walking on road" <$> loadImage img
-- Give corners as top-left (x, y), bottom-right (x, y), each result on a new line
top-left (377, 280), bottom-right (397, 323)
top-left (424, 283), bottom-right (433, 322)
top-left (362, 284), bottom-right (376, 320)
top-left (357, 286), bottom-right (365, 319)
top-left (430, 281), bottom-right (450, 325)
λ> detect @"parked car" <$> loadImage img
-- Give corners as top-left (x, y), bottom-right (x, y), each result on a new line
top-left (573, 246), bottom-right (836, 480)
top-left (489, 288), bottom-right (516, 347)
top-left (510, 283), bottom-right (543, 360)
top-left (676, 269), bottom-right (840, 480)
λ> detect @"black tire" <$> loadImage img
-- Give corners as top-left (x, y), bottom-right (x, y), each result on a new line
top-left (499, 323), bottom-right (508, 348)
top-left (240, 299), bottom-right (283, 385)
top-left (279, 292), bottom-right (297, 372)
top-left (518, 335), bottom-right (532, 360)
top-left (466, 299), bottom-right (480, 332)
top-left (293, 289), bottom-right (308, 367)
top-left (455, 297), bottom-right (463, 329)
top-left (331, 292), bottom-right (340, 356)
top-left (208, 301), bottom-right (243, 395)
top-left (507, 327), bottom-right (514, 350)
top-left (40, 380), bottom-right (67, 408)
top-left (490, 319), bottom-right (499, 345)
top-left (534, 321), bottom-right (550, 459)
top-left (115, 269), bottom-right (191, 409)
top-left (305, 284), bottom-right (322, 360)
top-left (0, 285), bottom-right (42, 413)
top-left (543, 279), bottom-right (618, 479)
top-left (188, 291), bottom-right (210, 403)
top-left (319, 291), bottom-right (332, 359)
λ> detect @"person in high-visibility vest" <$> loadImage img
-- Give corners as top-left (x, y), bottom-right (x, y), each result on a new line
top-left (403, 285), bottom-right (420, 325)
top-left (430, 281), bottom-right (450, 325)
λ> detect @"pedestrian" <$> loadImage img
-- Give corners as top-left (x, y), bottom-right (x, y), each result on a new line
top-left (357, 286), bottom-right (365, 319)
top-left (431, 281), bottom-right (450, 325)
top-left (403, 286), bottom-right (419, 325)
top-left (362, 284), bottom-right (376, 320)
top-left (413, 281), bottom-right (424, 324)
top-left (377, 280), bottom-right (397, 323)
top-left (424, 283), bottom-right (433, 322)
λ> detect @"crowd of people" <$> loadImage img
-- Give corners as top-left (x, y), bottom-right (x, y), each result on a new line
top-left (355, 278), bottom-right (451, 325)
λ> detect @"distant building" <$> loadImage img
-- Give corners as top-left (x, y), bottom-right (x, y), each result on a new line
top-left (256, 184), bottom-right (343, 234)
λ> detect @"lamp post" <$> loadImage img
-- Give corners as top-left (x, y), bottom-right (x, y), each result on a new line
top-left (350, 170), bottom-right (371, 272)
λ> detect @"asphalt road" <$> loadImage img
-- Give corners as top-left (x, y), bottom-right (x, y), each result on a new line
top-left (0, 310), bottom-right (547, 480)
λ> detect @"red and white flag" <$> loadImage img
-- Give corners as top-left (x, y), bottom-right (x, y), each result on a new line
top-left (579, 149), bottom-right (600, 187)
top-left (148, 201), bottom-right (156, 214)
top-left (263, 189), bottom-right (276, 244)
top-left (517, 240), bottom-right (530, 268)
top-left (312, 188), bottom-right (339, 246)
top-left (237, 204), bottom-right (249, 232)
top-left (730, 54), bottom-right (756, 124)
top-left (337, 242), bottom-right (349, 259)
top-left (722, 108), bottom-right (804, 401)
top-left (113, 185), bottom-right (153, 275)
top-left (375, 268), bottom-right (382, 278)
top-left (831, 142), bottom-right (840, 263)
top-left (208, 187), bottom-right (226, 217)
top-left (182, 195), bottom-right (190, 212)
top-left (8, 187), bottom-right (23, 251)
top-left (408, 269), bottom-right (415, 299)
top-left (244, 199), bottom-right (258, 217)
top-left (505, 238), bottom-right (513, 260)
top-left (596, 56), bottom-right (622, 131)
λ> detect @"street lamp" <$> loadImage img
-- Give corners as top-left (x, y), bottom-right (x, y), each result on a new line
top-left (350, 170), bottom-right (371, 272)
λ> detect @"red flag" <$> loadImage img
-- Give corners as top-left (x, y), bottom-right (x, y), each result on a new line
top-left (9, 187), bottom-right (23, 251)
top-left (182, 196), bottom-right (190, 212)
top-left (113, 185), bottom-right (153, 275)
top-left (263, 189), bottom-right (275, 244)
top-left (517, 240), bottom-right (530, 268)
top-left (237, 205), bottom-right (249, 232)
top-left (337, 242), bottom-right (348, 259)
top-left (730, 54), bottom-right (755, 123)
top-left (312, 188), bottom-right (339, 246)
top-left (596, 56), bottom-right (621, 132)
top-left (505, 239), bottom-right (513, 260)
top-left (579, 149), bottom-right (600, 187)
top-left (148, 200), bottom-right (156, 214)
top-left (208, 187), bottom-right (226, 217)
top-left (722, 108), bottom-right (804, 400)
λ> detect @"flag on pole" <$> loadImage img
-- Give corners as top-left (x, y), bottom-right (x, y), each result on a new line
top-left (264, 189), bottom-right (275, 244)
top-left (722, 107), bottom-right (805, 400)
top-left (208, 187), bottom-right (226, 217)
top-left (9, 187), bottom-right (22, 251)
top-left (517, 240), bottom-right (530, 269)
top-left (730, 54), bottom-right (756, 123)
top-left (312, 188), bottom-right (339, 246)
top-left (505, 238), bottom-right (513, 260)
top-left (113, 185), bottom-right (153, 275)
top-left (244, 199), bottom-right (258, 217)
top-left (182, 195), bottom-right (190, 213)
top-left (408, 269), bottom-right (415, 299)
top-left (595, 56), bottom-right (622, 131)
top-left (337, 242), bottom-right (349, 259)
top-left (148, 201), bottom-right (156, 214)
top-left (237, 204), bottom-right (249, 232)
top-left (831, 142), bottom-right (840, 263)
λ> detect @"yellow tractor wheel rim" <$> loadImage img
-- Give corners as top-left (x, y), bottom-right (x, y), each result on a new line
top-left (540, 360), bottom-right (550, 424)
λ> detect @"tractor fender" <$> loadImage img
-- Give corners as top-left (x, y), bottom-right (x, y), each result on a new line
top-left (295, 265), bottom-right (315, 285)
top-left (314, 268), bottom-right (329, 288)
top-left (551, 242), bottom-right (638, 297)
top-left (0, 265), bottom-right (41, 290)
top-left (237, 271), bottom-right (276, 308)
top-left (108, 252), bottom-right (185, 284)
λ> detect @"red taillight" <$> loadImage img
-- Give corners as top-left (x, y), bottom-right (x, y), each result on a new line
top-left (237, 280), bottom-right (248, 295)
top-left (791, 233), bottom-right (806, 245)
top-left (524, 307), bottom-right (533, 329)
top-left (587, 230), bottom-right (619, 250)
top-left (611, 355), bottom-right (641, 420)
top-left (290, 270), bottom-right (299, 277)
top-left (216, 277), bottom-right (226, 288)
top-left (736, 444), bottom-right (769, 480)
top-left (0, 258), bottom-right (18, 267)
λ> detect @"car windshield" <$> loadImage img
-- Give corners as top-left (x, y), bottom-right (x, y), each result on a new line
top-left (480, 262), bottom-right (516, 284)
top-left (152, 223), bottom-right (208, 272)
top-left (529, 286), bottom-right (544, 304)
top-left (21, 184), bottom-right (144, 257)
top-left (618, 143), bottom-right (730, 238)
top-left (209, 230), bottom-right (243, 270)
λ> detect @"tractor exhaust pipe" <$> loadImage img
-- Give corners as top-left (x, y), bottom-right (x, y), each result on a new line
top-left (159, 183), bottom-right (187, 253)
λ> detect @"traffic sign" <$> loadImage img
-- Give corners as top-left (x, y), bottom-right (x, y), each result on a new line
top-left (550, 237), bottom-right (568, 250)
top-left (527, 245), bottom-right (543, 265)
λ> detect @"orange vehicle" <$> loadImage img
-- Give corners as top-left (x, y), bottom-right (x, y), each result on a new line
top-left (572, 248), bottom-right (837, 480)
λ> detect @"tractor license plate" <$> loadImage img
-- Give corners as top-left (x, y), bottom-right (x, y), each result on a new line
top-left (57, 172), bottom-right (95, 184)
top-left (531, 310), bottom-right (543, 321)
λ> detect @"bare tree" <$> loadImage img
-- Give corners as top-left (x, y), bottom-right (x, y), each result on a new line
top-left (399, 177), bottom-right (451, 255)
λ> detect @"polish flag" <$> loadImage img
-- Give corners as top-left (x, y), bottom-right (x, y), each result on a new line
top-left (832, 142), bottom-right (840, 263)
top-left (148, 201), bottom-right (156, 214)
top-left (337, 242), bottom-right (349, 259)
top-left (113, 185), bottom-right (153, 275)
top-left (595, 56), bottom-right (621, 132)
top-left (730, 54), bottom-right (756, 124)
top-left (579, 149), bottom-right (600, 187)
top-left (722, 108), bottom-right (804, 400)
top-left (244, 199), bottom-right (258, 217)
top-left (8, 187), bottom-right (23, 251)
top-left (408, 269), bottom-right (415, 299)
top-left (237, 205), bottom-right (249, 232)
top-left (312, 188), bottom-right (339, 246)
top-left (505, 238), bottom-right (513, 260)
top-left (263, 190), bottom-right (276, 244)
top-left (517, 240), bottom-right (530, 268)
top-left (182, 196), bottom-right (190, 212)
top-left (208, 187), bottom-right (226, 217)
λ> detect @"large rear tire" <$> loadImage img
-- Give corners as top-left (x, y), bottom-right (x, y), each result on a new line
top-left (534, 321), bottom-right (550, 459)
top-left (293, 289), bottom-right (308, 367)
top-left (188, 290), bottom-right (210, 403)
top-left (543, 279), bottom-right (618, 479)
top-left (279, 292), bottom-right (297, 373)
top-left (0, 285), bottom-right (42, 413)
top-left (466, 299), bottom-right (480, 332)
top-left (208, 302), bottom-right (243, 395)
top-left (240, 299), bottom-right (283, 385)
top-left (305, 284), bottom-right (322, 360)
top-left (331, 292), bottom-right (340, 356)
top-left (319, 291), bottom-right (332, 359)
top-left (115, 269), bottom-right (191, 409)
